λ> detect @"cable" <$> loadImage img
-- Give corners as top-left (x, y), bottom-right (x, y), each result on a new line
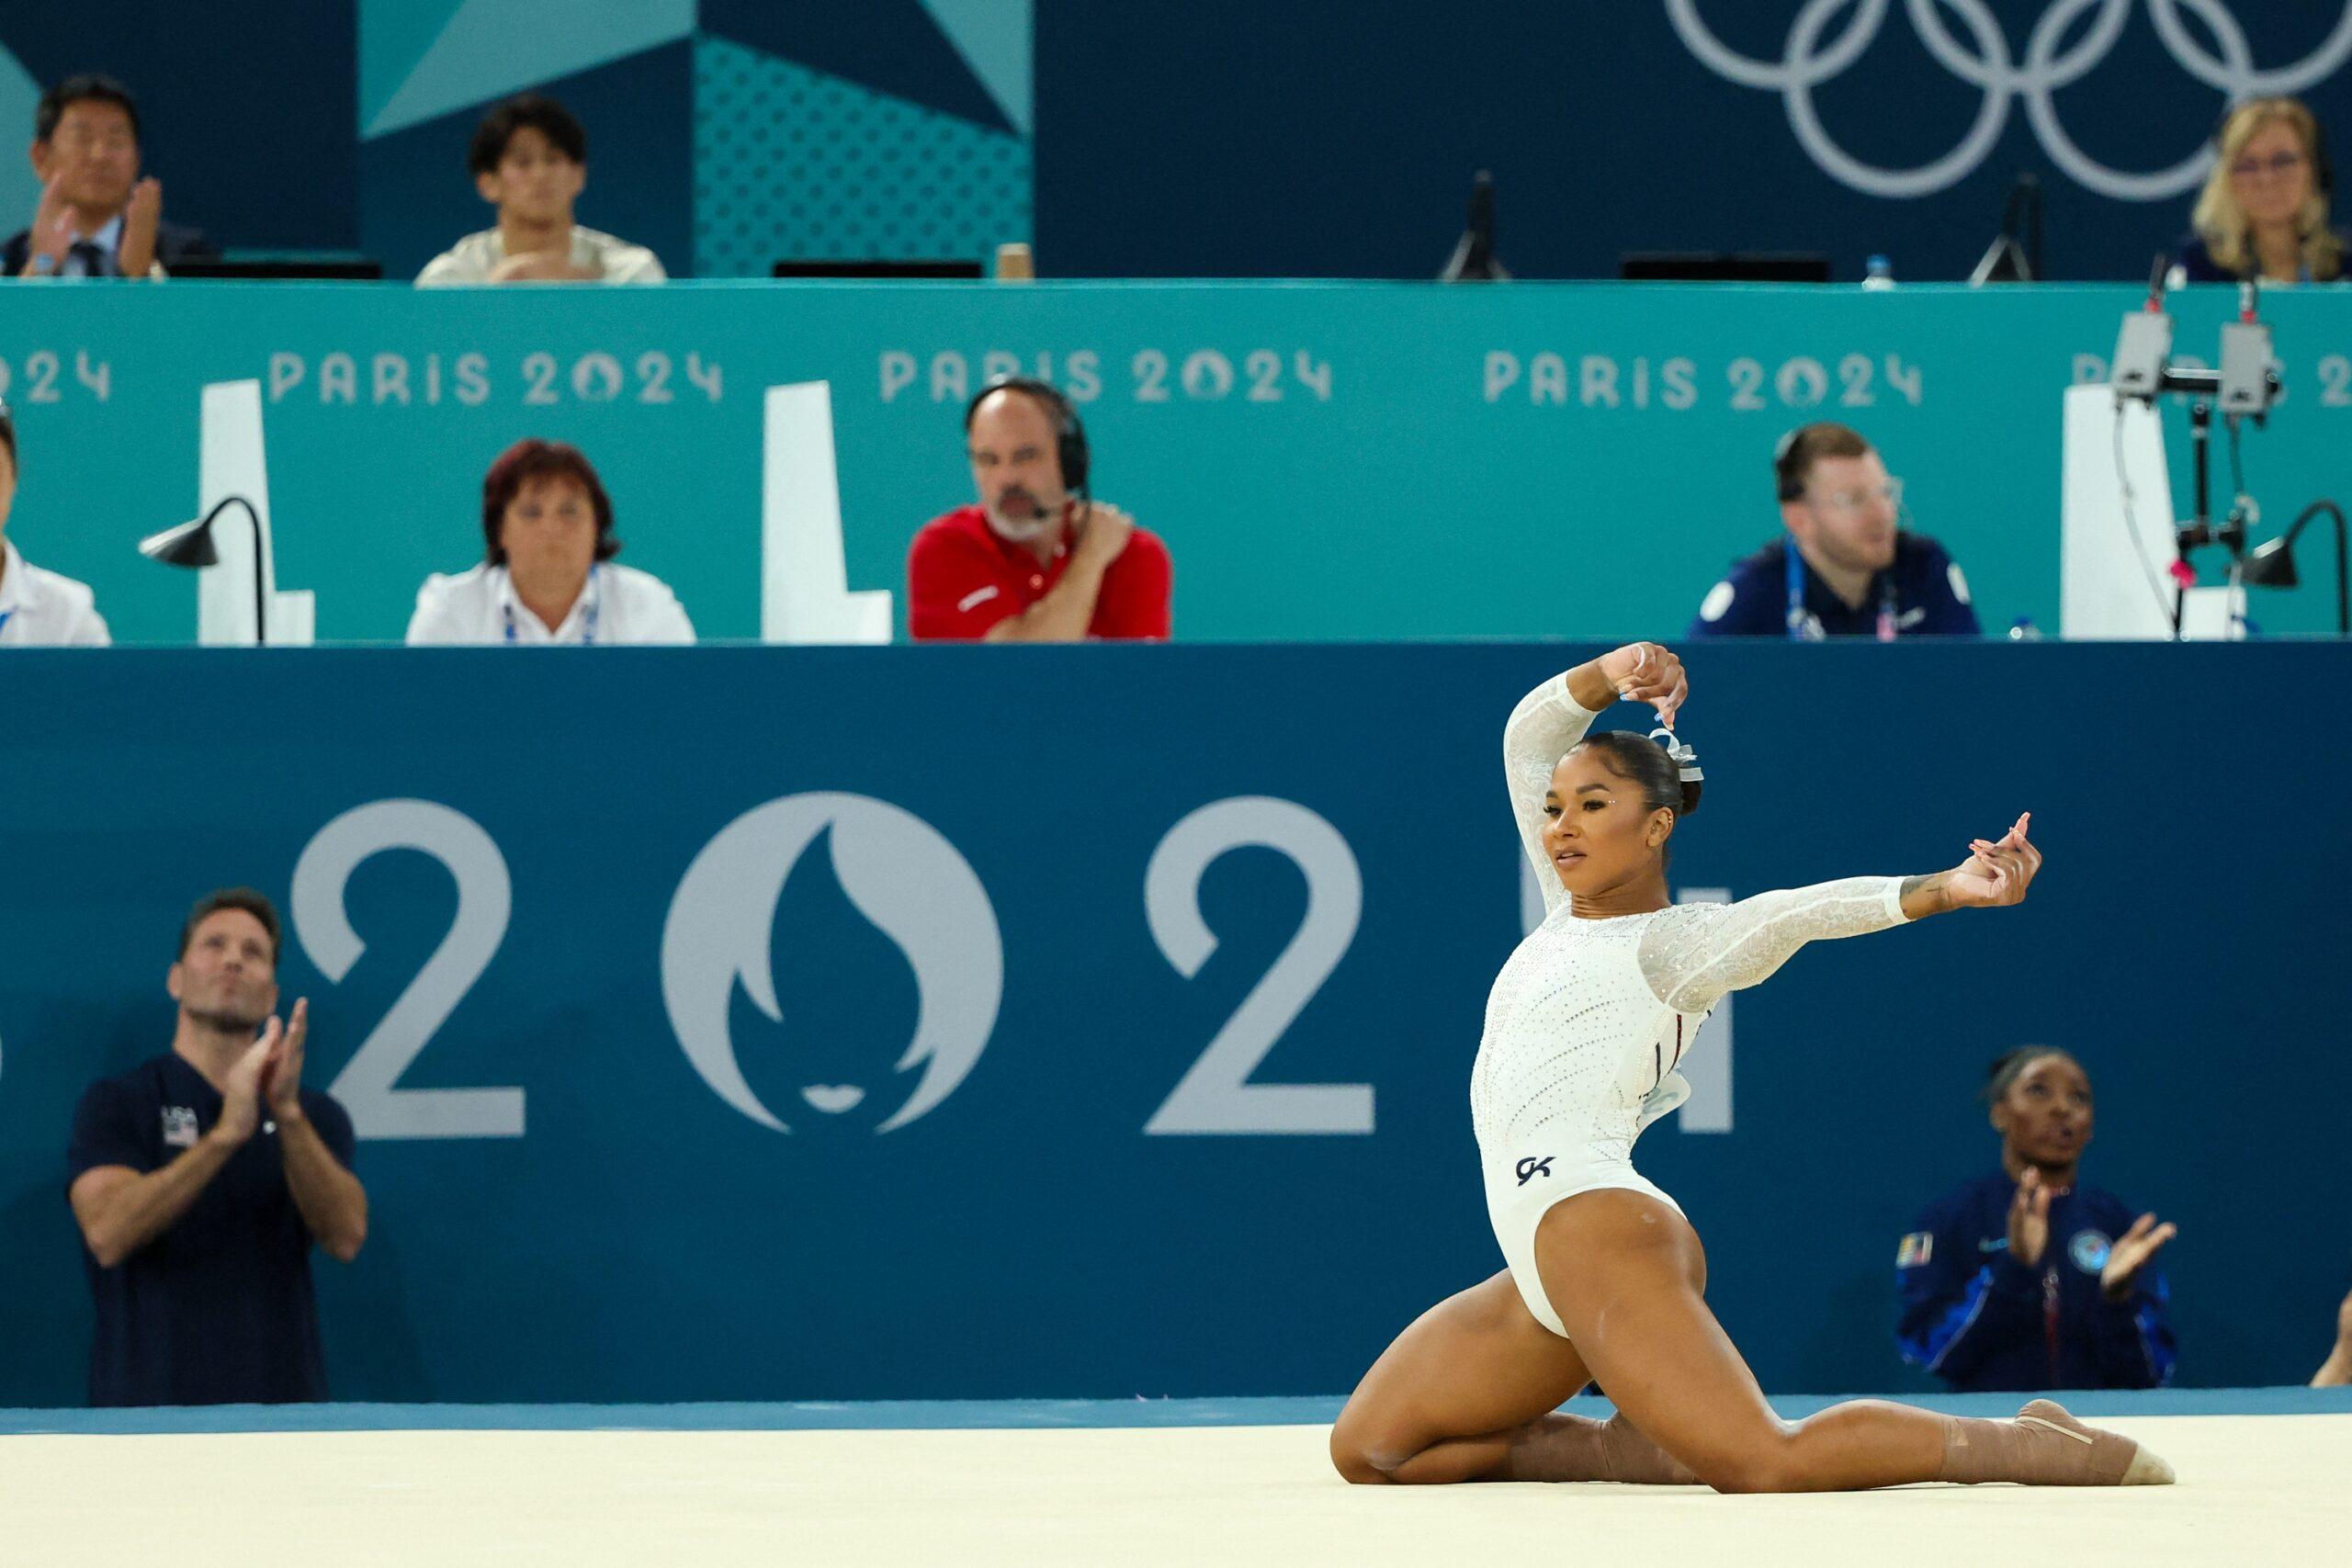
top-left (2286, 499), bottom-right (2348, 637)
top-left (2112, 408), bottom-right (2181, 628)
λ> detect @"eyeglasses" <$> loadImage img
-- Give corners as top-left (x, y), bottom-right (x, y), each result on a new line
top-left (1804, 478), bottom-right (1903, 517)
top-left (50, 128), bottom-right (135, 156)
top-left (2230, 151), bottom-right (2307, 180)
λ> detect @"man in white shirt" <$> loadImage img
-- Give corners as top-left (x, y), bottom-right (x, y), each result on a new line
top-left (415, 96), bottom-right (664, 287)
top-left (406, 438), bottom-right (692, 645)
top-left (0, 405), bottom-right (108, 646)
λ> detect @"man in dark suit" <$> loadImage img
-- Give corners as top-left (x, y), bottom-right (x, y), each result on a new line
top-left (4, 75), bottom-right (216, 279)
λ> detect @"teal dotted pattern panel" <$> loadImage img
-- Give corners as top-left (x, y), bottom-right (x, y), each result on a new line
top-left (694, 35), bottom-right (1032, 277)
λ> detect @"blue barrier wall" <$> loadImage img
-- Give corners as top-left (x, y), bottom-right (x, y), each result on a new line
top-left (7, 280), bottom-right (2351, 645)
top-left (6, 5), bottom-right (2352, 279)
top-left (0, 641), bottom-right (2346, 1404)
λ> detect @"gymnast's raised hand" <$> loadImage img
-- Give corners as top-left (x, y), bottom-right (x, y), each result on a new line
top-left (1580, 640), bottom-right (1688, 728)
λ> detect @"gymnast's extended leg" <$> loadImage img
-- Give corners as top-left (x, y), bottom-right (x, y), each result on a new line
top-left (1534, 1189), bottom-right (2169, 1493)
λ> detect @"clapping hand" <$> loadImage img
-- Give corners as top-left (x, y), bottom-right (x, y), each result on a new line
top-left (2007, 1165), bottom-right (2053, 1267)
top-left (257, 998), bottom-right (309, 1124)
top-left (24, 176), bottom-right (74, 274)
top-left (2099, 1212), bottom-right (2178, 1301)
top-left (216, 1031), bottom-right (274, 1145)
top-left (118, 177), bottom-right (162, 276)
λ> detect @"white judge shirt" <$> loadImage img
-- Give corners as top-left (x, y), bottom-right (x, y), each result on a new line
top-left (404, 561), bottom-right (695, 646)
top-left (0, 538), bottom-right (110, 645)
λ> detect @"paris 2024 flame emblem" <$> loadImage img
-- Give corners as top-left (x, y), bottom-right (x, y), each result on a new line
top-left (660, 794), bottom-right (1003, 1134)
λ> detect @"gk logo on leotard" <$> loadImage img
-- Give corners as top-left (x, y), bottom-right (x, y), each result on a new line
top-left (1516, 1156), bottom-right (1555, 1185)
top-left (660, 793), bottom-right (1003, 1134)
top-left (1666, 1), bottom-right (2352, 199)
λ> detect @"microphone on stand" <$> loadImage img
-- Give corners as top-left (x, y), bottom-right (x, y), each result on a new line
top-left (1968, 172), bottom-right (2041, 285)
top-left (1440, 170), bottom-right (1510, 282)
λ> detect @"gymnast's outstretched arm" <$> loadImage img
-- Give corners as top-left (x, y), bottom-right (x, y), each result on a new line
top-left (1639, 814), bottom-right (2041, 1014)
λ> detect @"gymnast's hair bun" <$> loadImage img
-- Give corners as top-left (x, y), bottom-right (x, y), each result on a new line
top-left (1646, 728), bottom-right (1704, 818)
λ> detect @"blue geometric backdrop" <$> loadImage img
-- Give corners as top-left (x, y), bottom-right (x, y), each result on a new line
top-left (692, 36), bottom-right (1030, 276)
top-left (357, 0), bottom-right (1032, 278)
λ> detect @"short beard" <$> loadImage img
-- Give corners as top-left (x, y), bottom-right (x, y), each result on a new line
top-left (186, 1002), bottom-right (266, 1035)
top-left (1819, 538), bottom-right (1894, 577)
top-left (985, 495), bottom-right (1061, 543)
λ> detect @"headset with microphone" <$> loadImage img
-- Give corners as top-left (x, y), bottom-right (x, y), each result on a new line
top-left (965, 377), bottom-right (1091, 520)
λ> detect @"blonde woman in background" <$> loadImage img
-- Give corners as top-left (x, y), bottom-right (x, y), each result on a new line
top-left (2177, 97), bottom-right (2346, 285)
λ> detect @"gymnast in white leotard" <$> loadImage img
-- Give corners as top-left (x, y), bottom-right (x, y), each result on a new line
top-left (1330, 643), bottom-right (2172, 1495)
top-left (1474, 669), bottom-right (1910, 1335)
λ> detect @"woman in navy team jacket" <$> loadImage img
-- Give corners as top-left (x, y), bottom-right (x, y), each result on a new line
top-left (1897, 1048), bottom-right (2177, 1392)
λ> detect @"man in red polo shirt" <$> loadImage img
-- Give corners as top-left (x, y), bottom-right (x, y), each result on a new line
top-left (907, 378), bottom-right (1172, 641)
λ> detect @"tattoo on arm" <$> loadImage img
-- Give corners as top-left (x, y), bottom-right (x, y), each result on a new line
top-left (1898, 872), bottom-right (1954, 921)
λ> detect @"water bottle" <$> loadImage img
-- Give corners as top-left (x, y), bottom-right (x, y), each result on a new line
top-left (1862, 254), bottom-right (1896, 291)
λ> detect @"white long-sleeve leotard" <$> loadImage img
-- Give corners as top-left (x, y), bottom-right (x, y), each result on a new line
top-left (1469, 674), bottom-right (1912, 1186)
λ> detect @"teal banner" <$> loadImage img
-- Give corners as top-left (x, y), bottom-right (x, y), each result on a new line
top-left (5, 281), bottom-right (2349, 644)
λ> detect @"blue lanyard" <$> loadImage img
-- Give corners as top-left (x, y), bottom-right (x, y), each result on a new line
top-left (1784, 545), bottom-right (1897, 641)
top-left (0, 608), bottom-right (14, 637)
top-left (502, 568), bottom-right (599, 645)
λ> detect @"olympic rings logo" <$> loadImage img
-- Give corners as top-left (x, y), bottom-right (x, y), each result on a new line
top-left (1666, 0), bottom-right (2352, 199)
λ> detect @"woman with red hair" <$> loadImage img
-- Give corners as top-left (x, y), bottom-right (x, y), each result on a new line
top-left (406, 439), bottom-right (693, 645)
